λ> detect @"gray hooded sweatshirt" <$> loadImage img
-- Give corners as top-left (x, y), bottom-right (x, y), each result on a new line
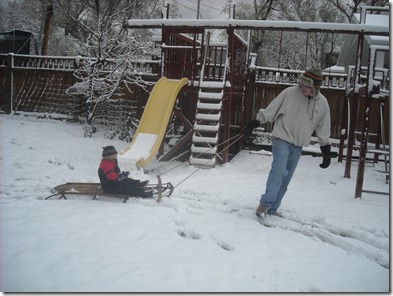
top-left (256, 85), bottom-right (331, 147)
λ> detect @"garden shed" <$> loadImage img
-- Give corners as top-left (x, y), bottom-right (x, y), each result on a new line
top-left (0, 30), bottom-right (33, 54)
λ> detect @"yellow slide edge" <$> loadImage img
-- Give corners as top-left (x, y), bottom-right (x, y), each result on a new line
top-left (120, 77), bottom-right (189, 167)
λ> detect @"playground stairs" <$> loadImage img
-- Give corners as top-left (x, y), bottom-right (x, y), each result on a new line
top-left (189, 30), bottom-right (228, 168)
top-left (189, 80), bottom-right (225, 168)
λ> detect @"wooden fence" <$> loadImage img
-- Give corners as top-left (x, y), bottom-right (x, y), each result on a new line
top-left (0, 54), bottom-right (159, 131)
top-left (0, 53), bottom-right (388, 143)
top-left (247, 66), bottom-right (389, 142)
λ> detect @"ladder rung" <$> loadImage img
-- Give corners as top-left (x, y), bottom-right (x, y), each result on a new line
top-left (199, 81), bottom-right (225, 88)
top-left (189, 157), bottom-right (215, 166)
top-left (195, 113), bottom-right (221, 121)
top-left (193, 135), bottom-right (218, 144)
top-left (191, 145), bottom-right (217, 154)
top-left (194, 123), bottom-right (219, 132)
top-left (198, 90), bottom-right (223, 100)
top-left (197, 102), bottom-right (222, 110)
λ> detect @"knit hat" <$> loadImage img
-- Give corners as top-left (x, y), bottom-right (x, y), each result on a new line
top-left (102, 145), bottom-right (118, 157)
top-left (298, 67), bottom-right (324, 96)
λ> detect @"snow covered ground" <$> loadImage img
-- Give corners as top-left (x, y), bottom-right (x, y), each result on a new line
top-left (0, 114), bottom-right (389, 292)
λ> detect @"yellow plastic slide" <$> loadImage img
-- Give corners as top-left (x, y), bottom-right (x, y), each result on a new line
top-left (119, 77), bottom-right (189, 167)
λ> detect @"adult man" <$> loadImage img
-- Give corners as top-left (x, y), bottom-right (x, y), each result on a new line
top-left (244, 67), bottom-right (332, 218)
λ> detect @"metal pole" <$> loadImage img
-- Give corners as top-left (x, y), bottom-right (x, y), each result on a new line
top-left (5, 54), bottom-right (14, 114)
top-left (196, 0), bottom-right (200, 19)
top-left (344, 32), bottom-right (364, 178)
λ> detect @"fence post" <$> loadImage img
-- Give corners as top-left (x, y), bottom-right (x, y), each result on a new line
top-left (5, 53), bottom-right (13, 114)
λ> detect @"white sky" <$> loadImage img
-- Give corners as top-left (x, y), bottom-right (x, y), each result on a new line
top-left (167, 0), bottom-right (393, 20)
top-left (167, 0), bottom-right (251, 19)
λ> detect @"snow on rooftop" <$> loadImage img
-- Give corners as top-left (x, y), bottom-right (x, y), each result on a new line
top-left (353, 13), bottom-right (389, 43)
top-left (323, 65), bottom-right (345, 74)
top-left (353, 13), bottom-right (389, 26)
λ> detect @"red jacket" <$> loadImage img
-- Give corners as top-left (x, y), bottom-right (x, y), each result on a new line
top-left (98, 159), bottom-right (120, 192)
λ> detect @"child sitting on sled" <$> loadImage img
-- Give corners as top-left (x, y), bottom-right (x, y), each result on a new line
top-left (98, 145), bottom-right (153, 198)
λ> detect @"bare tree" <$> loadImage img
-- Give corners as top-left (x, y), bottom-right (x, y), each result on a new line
top-left (227, 0), bottom-right (277, 54)
top-left (59, 0), bottom-right (159, 136)
top-left (325, 0), bottom-right (389, 22)
top-left (230, 0), bottom-right (348, 69)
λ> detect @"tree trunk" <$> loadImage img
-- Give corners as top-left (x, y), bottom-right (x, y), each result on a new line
top-left (41, 0), bottom-right (54, 56)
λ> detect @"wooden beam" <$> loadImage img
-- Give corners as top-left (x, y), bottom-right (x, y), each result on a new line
top-left (158, 107), bottom-right (194, 162)
top-left (127, 19), bottom-right (389, 36)
top-left (173, 107), bottom-right (193, 129)
top-left (159, 130), bottom-right (193, 162)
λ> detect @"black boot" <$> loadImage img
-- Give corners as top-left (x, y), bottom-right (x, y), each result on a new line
top-left (139, 180), bottom-right (149, 188)
top-left (143, 190), bottom-right (154, 198)
top-left (135, 187), bottom-right (153, 198)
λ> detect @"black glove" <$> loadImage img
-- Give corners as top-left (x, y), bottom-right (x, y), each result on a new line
top-left (118, 171), bottom-right (130, 181)
top-left (244, 119), bottom-right (260, 136)
top-left (319, 145), bottom-right (331, 169)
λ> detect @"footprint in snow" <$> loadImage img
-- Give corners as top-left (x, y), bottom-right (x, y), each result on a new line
top-left (177, 229), bottom-right (201, 240)
top-left (216, 241), bottom-right (234, 252)
top-left (211, 236), bottom-right (235, 252)
top-left (174, 220), bottom-right (186, 226)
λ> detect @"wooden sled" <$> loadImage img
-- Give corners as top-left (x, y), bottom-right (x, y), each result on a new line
top-left (45, 176), bottom-right (174, 203)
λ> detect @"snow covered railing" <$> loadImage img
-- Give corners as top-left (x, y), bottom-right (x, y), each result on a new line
top-left (0, 54), bottom-right (77, 72)
top-left (346, 64), bottom-right (389, 95)
top-left (367, 46), bottom-right (390, 94)
top-left (0, 54), bottom-right (160, 75)
top-left (201, 42), bottom-right (227, 83)
top-left (253, 67), bottom-right (347, 89)
top-left (127, 59), bottom-right (160, 75)
top-left (160, 30), bottom-right (203, 80)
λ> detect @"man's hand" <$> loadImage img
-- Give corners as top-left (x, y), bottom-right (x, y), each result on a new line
top-left (243, 119), bottom-right (260, 136)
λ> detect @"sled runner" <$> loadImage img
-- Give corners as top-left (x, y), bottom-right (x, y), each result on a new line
top-left (45, 176), bottom-right (174, 203)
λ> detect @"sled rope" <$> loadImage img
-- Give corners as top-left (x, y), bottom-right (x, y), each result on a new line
top-left (159, 133), bottom-right (244, 177)
top-left (173, 133), bottom-right (244, 188)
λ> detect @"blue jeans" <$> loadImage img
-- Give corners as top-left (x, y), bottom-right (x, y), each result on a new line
top-left (260, 138), bottom-right (302, 215)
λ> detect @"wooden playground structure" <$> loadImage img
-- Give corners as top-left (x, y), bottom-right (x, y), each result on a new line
top-left (0, 6), bottom-right (389, 198)
top-left (126, 5), bottom-right (389, 198)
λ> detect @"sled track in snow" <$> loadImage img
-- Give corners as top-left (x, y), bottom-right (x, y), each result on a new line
top-left (175, 193), bottom-right (389, 270)
top-left (270, 213), bottom-right (388, 252)
top-left (258, 214), bottom-right (389, 269)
